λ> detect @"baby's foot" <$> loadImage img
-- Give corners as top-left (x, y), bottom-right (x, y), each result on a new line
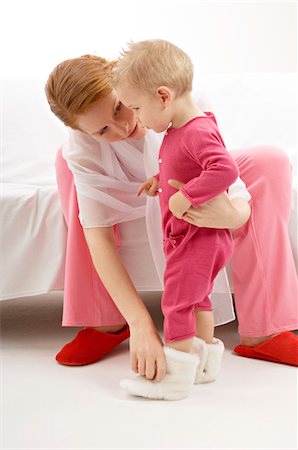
top-left (192, 337), bottom-right (224, 384)
top-left (120, 347), bottom-right (199, 400)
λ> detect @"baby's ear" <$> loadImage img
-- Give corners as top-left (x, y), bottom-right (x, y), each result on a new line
top-left (156, 86), bottom-right (173, 106)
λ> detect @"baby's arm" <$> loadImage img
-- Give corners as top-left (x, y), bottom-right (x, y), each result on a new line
top-left (136, 176), bottom-right (159, 197)
top-left (169, 150), bottom-right (238, 221)
top-left (180, 150), bottom-right (239, 207)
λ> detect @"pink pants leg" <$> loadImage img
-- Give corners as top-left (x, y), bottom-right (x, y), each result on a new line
top-left (162, 227), bottom-right (233, 342)
top-left (231, 146), bottom-right (298, 337)
top-left (55, 148), bottom-right (126, 327)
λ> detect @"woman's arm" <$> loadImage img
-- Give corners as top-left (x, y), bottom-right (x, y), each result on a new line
top-left (83, 226), bottom-right (166, 381)
top-left (168, 179), bottom-right (251, 229)
top-left (184, 194), bottom-right (251, 229)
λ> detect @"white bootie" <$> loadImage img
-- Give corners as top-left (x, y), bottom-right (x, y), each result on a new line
top-left (193, 338), bottom-right (225, 384)
top-left (192, 337), bottom-right (208, 384)
top-left (120, 347), bottom-right (199, 400)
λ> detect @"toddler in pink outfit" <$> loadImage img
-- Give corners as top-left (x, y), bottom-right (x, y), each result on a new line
top-left (113, 39), bottom-right (244, 400)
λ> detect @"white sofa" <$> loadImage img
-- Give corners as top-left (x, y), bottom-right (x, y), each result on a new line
top-left (1, 74), bottom-right (297, 300)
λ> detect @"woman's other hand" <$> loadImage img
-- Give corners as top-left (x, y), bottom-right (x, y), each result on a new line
top-left (168, 191), bottom-right (192, 219)
top-left (129, 320), bottom-right (167, 381)
top-left (84, 226), bottom-right (166, 381)
top-left (168, 179), bottom-right (251, 229)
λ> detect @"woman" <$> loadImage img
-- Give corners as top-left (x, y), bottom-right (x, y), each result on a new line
top-left (45, 55), bottom-right (298, 380)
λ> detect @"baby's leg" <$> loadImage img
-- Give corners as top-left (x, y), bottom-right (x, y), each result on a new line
top-left (193, 308), bottom-right (224, 383)
top-left (195, 309), bottom-right (214, 343)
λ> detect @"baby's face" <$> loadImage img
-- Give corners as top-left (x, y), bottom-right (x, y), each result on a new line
top-left (117, 84), bottom-right (172, 134)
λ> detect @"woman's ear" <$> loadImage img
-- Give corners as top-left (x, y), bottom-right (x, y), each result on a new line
top-left (156, 86), bottom-right (173, 106)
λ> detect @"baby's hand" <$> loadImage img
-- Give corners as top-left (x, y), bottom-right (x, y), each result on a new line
top-left (137, 176), bottom-right (159, 197)
top-left (169, 191), bottom-right (192, 219)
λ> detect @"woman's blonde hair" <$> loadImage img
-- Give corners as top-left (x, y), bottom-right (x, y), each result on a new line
top-left (45, 55), bottom-right (116, 129)
top-left (113, 39), bottom-right (193, 97)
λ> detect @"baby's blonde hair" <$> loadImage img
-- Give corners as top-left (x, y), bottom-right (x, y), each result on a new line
top-left (113, 39), bottom-right (193, 97)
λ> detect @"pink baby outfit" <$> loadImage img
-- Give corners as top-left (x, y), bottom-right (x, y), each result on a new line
top-left (157, 114), bottom-right (239, 342)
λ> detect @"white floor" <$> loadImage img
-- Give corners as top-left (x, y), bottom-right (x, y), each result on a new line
top-left (1, 292), bottom-right (297, 450)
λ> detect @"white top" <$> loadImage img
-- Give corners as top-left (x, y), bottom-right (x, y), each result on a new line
top-left (63, 127), bottom-right (251, 325)
top-left (63, 128), bottom-right (250, 227)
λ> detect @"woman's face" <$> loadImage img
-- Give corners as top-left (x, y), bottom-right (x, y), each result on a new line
top-left (76, 90), bottom-right (146, 143)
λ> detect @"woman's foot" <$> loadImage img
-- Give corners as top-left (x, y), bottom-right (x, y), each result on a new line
top-left (56, 325), bottom-right (130, 366)
top-left (239, 334), bottom-right (278, 347)
top-left (93, 324), bottom-right (126, 333)
top-left (234, 331), bottom-right (298, 366)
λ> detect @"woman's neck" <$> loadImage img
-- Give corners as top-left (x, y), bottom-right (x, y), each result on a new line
top-left (131, 137), bottom-right (145, 152)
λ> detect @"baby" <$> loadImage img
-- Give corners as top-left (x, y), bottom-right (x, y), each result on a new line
top-left (113, 39), bottom-right (239, 400)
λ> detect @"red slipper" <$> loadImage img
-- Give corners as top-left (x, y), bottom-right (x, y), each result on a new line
top-left (56, 326), bottom-right (130, 366)
top-left (234, 331), bottom-right (298, 367)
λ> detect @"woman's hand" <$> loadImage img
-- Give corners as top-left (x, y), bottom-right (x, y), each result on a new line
top-left (129, 320), bottom-right (167, 381)
top-left (168, 179), bottom-right (251, 229)
top-left (168, 191), bottom-right (192, 219)
top-left (137, 176), bottom-right (159, 197)
top-left (84, 226), bottom-right (167, 381)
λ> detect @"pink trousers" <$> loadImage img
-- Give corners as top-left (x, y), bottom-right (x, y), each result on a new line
top-left (162, 225), bottom-right (233, 342)
top-left (56, 146), bottom-right (298, 337)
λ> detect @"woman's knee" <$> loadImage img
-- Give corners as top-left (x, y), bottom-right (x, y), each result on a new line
top-left (55, 146), bottom-right (64, 173)
top-left (233, 145), bottom-right (292, 184)
top-left (252, 146), bottom-right (291, 177)
top-left (55, 146), bottom-right (74, 187)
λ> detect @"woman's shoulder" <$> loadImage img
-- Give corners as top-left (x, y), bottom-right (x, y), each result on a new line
top-left (63, 128), bottom-right (111, 174)
top-left (66, 128), bottom-right (99, 150)
top-left (63, 128), bottom-right (108, 164)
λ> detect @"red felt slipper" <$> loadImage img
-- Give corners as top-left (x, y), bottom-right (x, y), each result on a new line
top-left (56, 326), bottom-right (130, 366)
top-left (234, 331), bottom-right (298, 367)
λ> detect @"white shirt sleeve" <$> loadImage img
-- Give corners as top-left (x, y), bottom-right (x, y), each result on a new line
top-left (227, 176), bottom-right (251, 201)
top-left (63, 129), bottom-right (146, 227)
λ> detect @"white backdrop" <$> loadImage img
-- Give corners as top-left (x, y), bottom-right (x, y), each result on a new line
top-left (1, 1), bottom-right (297, 300)
top-left (0, 0), bottom-right (296, 79)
